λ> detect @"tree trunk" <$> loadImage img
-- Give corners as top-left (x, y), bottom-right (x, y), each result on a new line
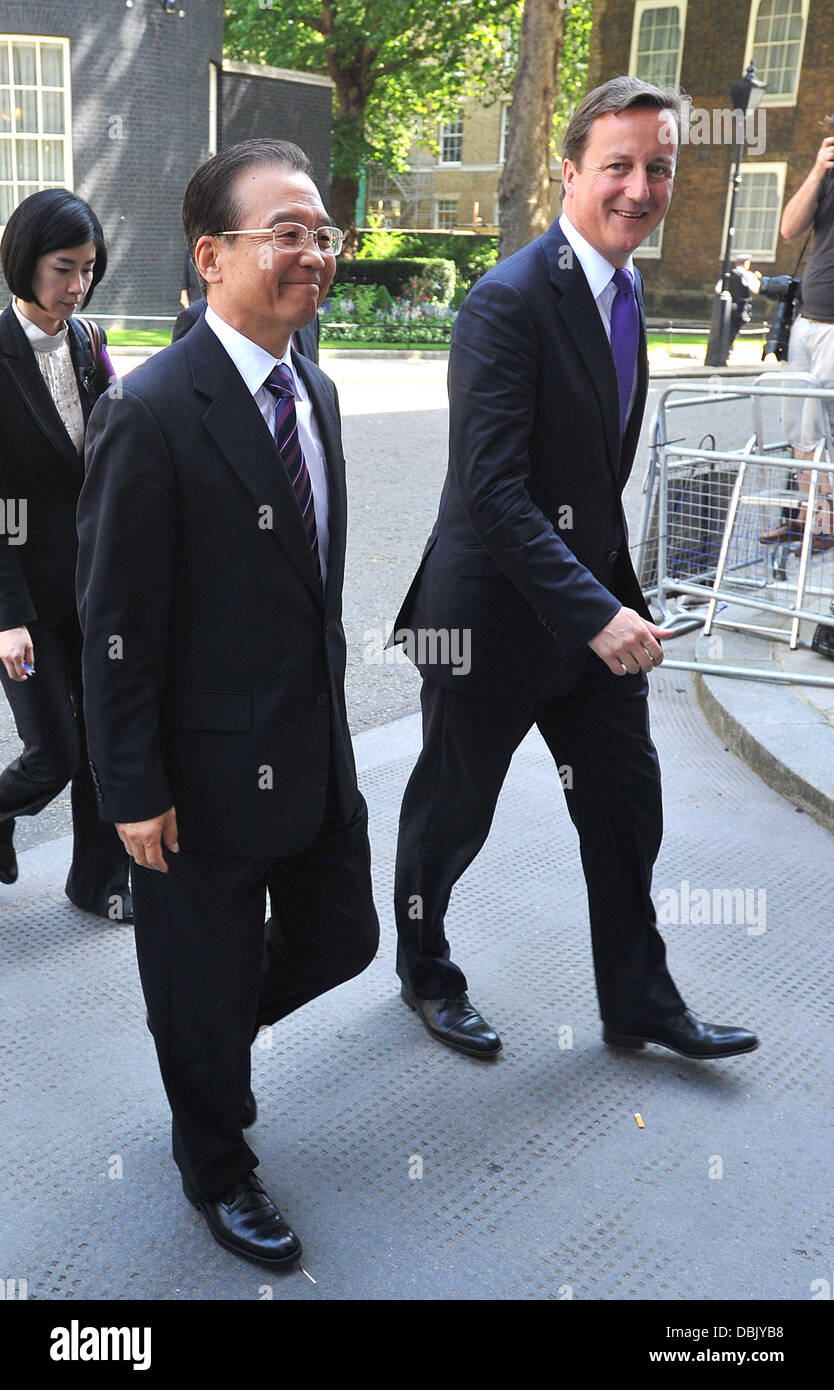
top-left (585, 0), bottom-right (607, 90)
top-left (330, 172), bottom-right (361, 253)
top-left (497, 0), bottom-right (565, 260)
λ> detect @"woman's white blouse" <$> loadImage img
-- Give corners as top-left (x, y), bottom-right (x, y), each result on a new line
top-left (12, 300), bottom-right (86, 455)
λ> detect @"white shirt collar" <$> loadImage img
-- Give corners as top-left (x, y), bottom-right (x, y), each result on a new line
top-left (12, 297), bottom-right (70, 352)
top-left (204, 303), bottom-right (297, 397)
top-left (558, 212), bottom-right (634, 300)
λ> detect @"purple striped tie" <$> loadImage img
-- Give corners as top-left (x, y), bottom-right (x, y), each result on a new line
top-left (610, 267), bottom-right (639, 435)
top-left (263, 363), bottom-right (322, 582)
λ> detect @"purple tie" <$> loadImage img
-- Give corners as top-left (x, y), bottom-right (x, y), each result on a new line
top-left (610, 268), bottom-right (639, 435)
top-left (263, 363), bottom-right (322, 583)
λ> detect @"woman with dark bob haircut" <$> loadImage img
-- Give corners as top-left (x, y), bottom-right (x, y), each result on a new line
top-left (0, 188), bottom-right (130, 919)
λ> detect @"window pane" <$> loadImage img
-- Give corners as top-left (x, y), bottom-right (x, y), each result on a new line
top-left (11, 43), bottom-right (36, 86)
top-left (735, 170), bottom-right (779, 254)
top-left (18, 182), bottom-right (39, 202)
top-left (0, 47), bottom-right (9, 85)
top-left (636, 6), bottom-right (681, 86)
top-left (40, 44), bottom-right (64, 88)
top-left (42, 90), bottom-right (64, 132)
top-left (440, 116), bottom-right (463, 163)
top-left (41, 138), bottom-right (63, 181)
top-left (0, 140), bottom-right (11, 179)
top-left (0, 184), bottom-right (16, 222)
top-left (16, 89), bottom-right (38, 132)
top-left (752, 0), bottom-right (804, 98)
top-left (0, 88), bottom-right (11, 130)
top-left (15, 138), bottom-right (37, 179)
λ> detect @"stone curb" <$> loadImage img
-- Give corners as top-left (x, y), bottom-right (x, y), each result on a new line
top-left (694, 661), bottom-right (834, 837)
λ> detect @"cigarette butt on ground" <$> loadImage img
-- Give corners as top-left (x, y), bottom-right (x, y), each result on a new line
top-left (634, 1113), bottom-right (646, 1129)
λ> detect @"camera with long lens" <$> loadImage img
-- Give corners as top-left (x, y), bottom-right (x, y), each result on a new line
top-left (757, 274), bottom-right (802, 361)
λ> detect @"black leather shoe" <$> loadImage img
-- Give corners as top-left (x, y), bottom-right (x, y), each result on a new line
top-left (401, 985), bottom-right (502, 1059)
top-left (184, 1171), bottom-right (301, 1269)
top-left (603, 1008), bottom-right (758, 1058)
top-left (0, 821), bottom-right (18, 885)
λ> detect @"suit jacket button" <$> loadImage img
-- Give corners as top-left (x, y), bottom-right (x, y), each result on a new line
top-left (316, 692), bottom-right (328, 706)
top-left (607, 549), bottom-right (619, 563)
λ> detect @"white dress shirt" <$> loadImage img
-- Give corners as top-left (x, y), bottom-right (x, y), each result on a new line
top-left (204, 304), bottom-right (330, 583)
top-left (558, 212), bottom-right (638, 425)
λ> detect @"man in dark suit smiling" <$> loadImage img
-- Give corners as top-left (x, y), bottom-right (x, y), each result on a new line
top-left (77, 140), bottom-right (378, 1268)
top-left (392, 77), bottom-right (758, 1064)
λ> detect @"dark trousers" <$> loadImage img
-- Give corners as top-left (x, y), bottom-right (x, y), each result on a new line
top-left (132, 785), bottom-right (379, 1201)
top-left (394, 655), bottom-right (685, 1027)
top-left (0, 613), bottom-right (129, 916)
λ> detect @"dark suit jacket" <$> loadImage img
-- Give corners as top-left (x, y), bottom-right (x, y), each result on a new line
top-left (76, 314), bottom-right (357, 858)
top-left (171, 297), bottom-right (320, 364)
top-left (0, 302), bottom-right (105, 631)
top-left (392, 219), bottom-right (651, 697)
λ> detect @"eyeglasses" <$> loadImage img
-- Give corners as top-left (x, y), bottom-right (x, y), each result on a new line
top-left (213, 222), bottom-right (344, 255)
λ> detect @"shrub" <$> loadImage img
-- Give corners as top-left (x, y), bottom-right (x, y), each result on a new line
top-left (334, 257), bottom-right (456, 304)
top-left (361, 232), bottom-right (499, 291)
top-left (355, 226), bottom-right (407, 259)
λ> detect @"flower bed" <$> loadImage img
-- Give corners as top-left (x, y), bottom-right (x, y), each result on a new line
top-left (319, 285), bottom-right (456, 346)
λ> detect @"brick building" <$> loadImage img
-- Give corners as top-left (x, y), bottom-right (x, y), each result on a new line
top-left (588, 0), bottom-right (832, 317)
top-left (371, 0), bottom-right (830, 320)
top-left (368, 95), bottom-right (551, 234)
top-left (0, 1), bottom-right (332, 324)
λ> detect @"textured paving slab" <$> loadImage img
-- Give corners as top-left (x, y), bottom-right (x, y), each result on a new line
top-left (1, 671), bottom-right (832, 1302)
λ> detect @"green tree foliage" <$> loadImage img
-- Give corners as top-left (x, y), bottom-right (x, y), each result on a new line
top-left (224, 1), bottom-right (521, 235)
top-left (555, 1), bottom-right (594, 138)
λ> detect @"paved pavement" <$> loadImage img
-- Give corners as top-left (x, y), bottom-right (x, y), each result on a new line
top-left (1, 347), bottom-right (832, 1306)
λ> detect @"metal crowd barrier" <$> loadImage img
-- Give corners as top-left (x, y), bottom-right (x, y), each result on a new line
top-left (634, 374), bottom-right (834, 687)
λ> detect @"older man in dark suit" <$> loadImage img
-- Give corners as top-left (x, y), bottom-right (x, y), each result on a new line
top-left (77, 140), bottom-right (378, 1269)
top-left (392, 77), bottom-right (758, 1063)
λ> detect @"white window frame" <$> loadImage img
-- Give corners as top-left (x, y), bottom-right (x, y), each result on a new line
top-left (629, 0), bottom-right (688, 88)
top-left (499, 103), bottom-right (511, 164)
top-left (502, 27), bottom-right (518, 74)
top-left (744, 0), bottom-right (809, 107)
top-left (438, 114), bottom-right (463, 166)
top-left (0, 34), bottom-right (73, 224)
top-left (721, 160), bottom-right (787, 261)
top-left (633, 222), bottom-right (665, 260)
top-left (434, 199), bottom-right (458, 230)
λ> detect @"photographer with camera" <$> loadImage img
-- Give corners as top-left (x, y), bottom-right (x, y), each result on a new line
top-left (760, 117), bottom-right (834, 550)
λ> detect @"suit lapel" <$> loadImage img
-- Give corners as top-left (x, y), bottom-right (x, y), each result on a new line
top-left (293, 349), bottom-right (346, 615)
top-left (542, 229), bottom-right (621, 483)
top-left (190, 318), bottom-right (323, 605)
top-left (542, 226), bottom-right (650, 485)
top-left (0, 303), bottom-right (83, 474)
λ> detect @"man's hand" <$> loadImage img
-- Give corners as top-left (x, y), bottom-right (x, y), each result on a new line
top-left (116, 807), bottom-right (179, 873)
top-left (814, 134), bottom-right (834, 180)
top-left (0, 626), bottom-right (34, 681)
top-left (782, 135), bottom-right (834, 239)
top-left (588, 607), bottom-right (674, 676)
